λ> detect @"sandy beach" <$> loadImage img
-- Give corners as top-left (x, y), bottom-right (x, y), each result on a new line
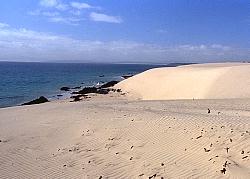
top-left (1, 63), bottom-right (250, 178)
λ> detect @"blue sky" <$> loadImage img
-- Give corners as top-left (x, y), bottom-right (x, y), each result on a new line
top-left (0, 0), bottom-right (249, 63)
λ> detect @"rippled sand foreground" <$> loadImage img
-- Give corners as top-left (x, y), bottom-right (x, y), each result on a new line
top-left (0, 95), bottom-right (250, 178)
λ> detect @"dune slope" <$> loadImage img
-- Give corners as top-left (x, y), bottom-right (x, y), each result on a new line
top-left (116, 63), bottom-right (250, 100)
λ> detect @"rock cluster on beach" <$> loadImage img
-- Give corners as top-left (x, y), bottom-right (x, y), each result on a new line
top-left (21, 80), bottom-right (121, 105)
top-left (70, 81), bottom-right (120, 102)
top-left (22, 96), bottom-right (49, 105)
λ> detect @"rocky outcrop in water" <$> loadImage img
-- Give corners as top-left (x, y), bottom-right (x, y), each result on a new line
top-left (74, 87), bottom-right (98, 94)
top-left (100, 81), bottom-right (118, 88)
top-left (122, 74), bottom-right (133, 79)
top-left (60, 87), bottom-right (70, 91)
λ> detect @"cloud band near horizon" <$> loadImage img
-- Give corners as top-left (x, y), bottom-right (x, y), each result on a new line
top-left (0, 23), bottom-right (249, 63)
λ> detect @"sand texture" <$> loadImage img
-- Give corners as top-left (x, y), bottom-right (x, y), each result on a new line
top-left (0, 97), bottom-right (250, 178)
top-left (116, 63), bottom-right (250, 100)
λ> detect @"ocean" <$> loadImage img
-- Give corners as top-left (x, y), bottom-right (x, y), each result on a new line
top-left (0, 62), bottom-right (166, 108)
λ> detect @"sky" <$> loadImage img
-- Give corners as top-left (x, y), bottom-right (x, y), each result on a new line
top-left (0, 0), bottom-right (249, 63)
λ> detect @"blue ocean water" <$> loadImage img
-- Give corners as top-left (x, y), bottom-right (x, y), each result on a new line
top-left (0, 62), bottom-right (165, 108)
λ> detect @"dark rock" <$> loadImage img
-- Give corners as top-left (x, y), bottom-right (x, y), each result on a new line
top-left (75, 87), bottom-right (98, 94)
top-left (71, 81), bottom-right (120, 95)
top-left (73, 86), bottom-right (112, 95)
top-left (221, 168), bottom-right (226, 174)
top-left (122, 74), bottom-right (133, 79)
top-left (196, 135), bottom-right (202, 139)
top-left (97, 88), bottom-right (110, 94)
top-left (70, 94), bottom-right (88, 102)
top-left (117, 89), bottom-right (122, 93)
top-left (109, 89), bottom-right (115, 92)
top-left (71, 91), bottom-right (79, 94)
top-left (22, 96), bottom-right (49, 105)
top-left (149, 174), bottom-right (157, 179)
top-left (100, 81), bottom-right (118, 88)
top-left (57, 94), bottom-right (63, 97)
top-left (60, 87), bottom-right (70, 91)
top-left (70, 94), bottom-right (87, 99)
top-left (242, 156), bottom-right (248, 159)
top-left (204, 148), bottom-right (210, 152)
top-left (71, 97), bottom-right (81, 102)
top-left (99, 75), bottom-right (105, 77)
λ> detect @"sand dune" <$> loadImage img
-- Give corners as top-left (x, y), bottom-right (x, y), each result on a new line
top-left (116, 63), bottom-right (250, 100)
top-left (0, 98), bottom-right (250, 178)
top-left (1, 63), bottom-right (250, 178)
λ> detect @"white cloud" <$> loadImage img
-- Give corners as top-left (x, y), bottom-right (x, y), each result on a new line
top-left (70, 2), bottom-right (92, 9)
top-left (29, 10), bottom-right (60, 17)
top-left (39, 0), bottom-right (58, 7)
top-left (55, 3), bottom-right (68, 11)
top-left (0, 22), bottom-right (9, 29)
top-left (90, 12), bottom-right (122, 23)
top-left (0, 24), bottom-right (249, 63)
top-left (39, 0), bottom-right (68, 11)
top-left (211, 44), bottom-right (231, 51)
top-left (29, 1), bottom-right (120, 25)
top-left (48, 17), bottom-right (82, 25)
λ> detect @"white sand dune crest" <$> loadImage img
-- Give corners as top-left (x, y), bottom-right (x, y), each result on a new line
top-left (116, 63), bottom-right (250, 100)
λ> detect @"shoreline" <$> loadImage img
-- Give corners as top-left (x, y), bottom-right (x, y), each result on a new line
top-left (0, 62), bottom-right (193, 108)
top-left (0, 77), bottom-right (123, 109)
